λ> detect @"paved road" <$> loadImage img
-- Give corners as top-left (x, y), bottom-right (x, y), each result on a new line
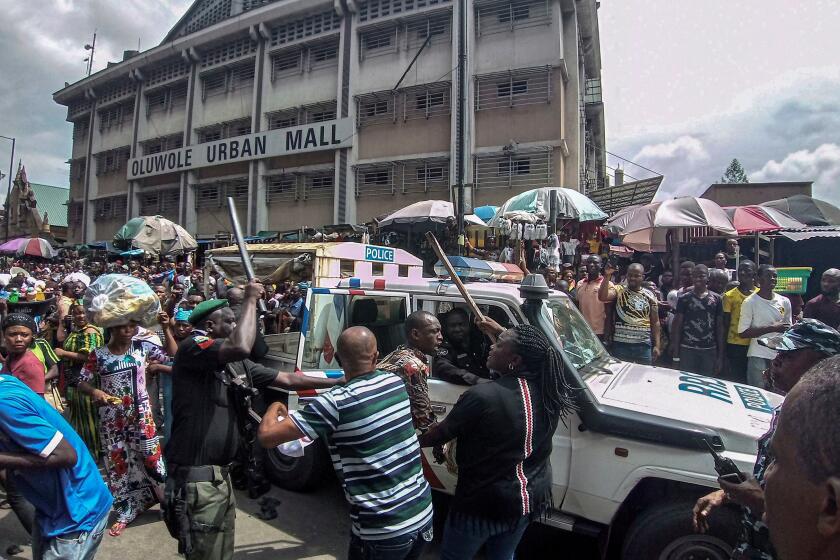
top-left (0, 480), bottom-right (599, 559)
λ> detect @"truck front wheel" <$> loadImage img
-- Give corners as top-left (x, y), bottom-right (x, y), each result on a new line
top-left (621, 499), bottom-right (741, 560)
top-left (264, 441), bottom-right (330, 492)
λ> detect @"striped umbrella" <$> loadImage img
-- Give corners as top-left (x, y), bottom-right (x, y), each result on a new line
top-left (15, 238), bottom-right (57, 259)
top-left (0, 238), bottom-right (28, 254)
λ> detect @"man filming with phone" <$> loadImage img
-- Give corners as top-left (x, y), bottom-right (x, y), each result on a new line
top-left (692, 319), bottom-right (840, 559)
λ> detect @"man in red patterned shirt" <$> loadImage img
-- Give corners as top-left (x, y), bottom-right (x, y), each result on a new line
top-left (377, 311), bottom-right (443, 433)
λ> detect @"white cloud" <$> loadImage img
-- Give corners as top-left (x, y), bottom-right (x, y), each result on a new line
top-left (633, 135), bottom-right (710, 164)
top-left (750, 144), bottom-right (840, 206)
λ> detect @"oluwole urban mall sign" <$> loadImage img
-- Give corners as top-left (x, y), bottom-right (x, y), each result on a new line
top-left (127, 118), bottom-right (353, 180)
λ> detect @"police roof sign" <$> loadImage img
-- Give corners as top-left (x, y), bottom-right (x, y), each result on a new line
top-left (127, 118), bottom-right (353, 180)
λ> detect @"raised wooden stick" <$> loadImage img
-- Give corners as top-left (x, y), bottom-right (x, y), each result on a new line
top-left (425, 231), bottom-right (485, 322)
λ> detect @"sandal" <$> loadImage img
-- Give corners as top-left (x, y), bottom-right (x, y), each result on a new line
top-left (109, 522), bottom-right (127, 537)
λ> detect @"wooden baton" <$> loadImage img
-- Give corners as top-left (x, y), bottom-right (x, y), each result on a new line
top-left (425, 231), bottom-right (485, 322)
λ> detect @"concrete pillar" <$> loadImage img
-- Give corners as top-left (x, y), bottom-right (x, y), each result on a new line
top-left (248, 25), bottom-right (269, 235)
top-left (335, 3), bottom-right (356, 225)
top-left (561, 4), bottom-right (581, 191)
top-left (81, 96), bottom-right (97, 243)
top-left (180, 51), bottom-right (199, 229)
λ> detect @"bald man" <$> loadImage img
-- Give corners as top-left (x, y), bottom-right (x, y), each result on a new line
top-left (804, 269), bottom-right (840, 329)
top-left (259, 327), bottom-right (434, 560)
top-left (599, 262), bottom-right (661, 365)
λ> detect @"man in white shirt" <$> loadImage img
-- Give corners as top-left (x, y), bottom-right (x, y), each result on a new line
top-left (738, 264), bottom-right (792, 387)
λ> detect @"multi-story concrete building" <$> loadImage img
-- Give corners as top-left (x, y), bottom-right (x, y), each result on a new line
top-left (54, 0), bottom-right (605, 244)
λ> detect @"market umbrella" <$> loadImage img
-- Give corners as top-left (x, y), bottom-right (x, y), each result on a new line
top-left (114, 215), bottom-right (198, 256)
top-left (378, 200), bottom-right (455, 227)
top-left (0, 238), bottom-right (27, 254)
top-left (472, 205), bottom-right (499, 223)
top-left (488, 187), bottom-right (607, 226)
top-left (620, 197), bottom-right (737, 252)
top-left (761, 194), bottom-right (840, 226)
top-left (16, 238), bottom-right (57, 259)
top-left (603, 204), bottom-right (642, 235)
top-left (724, 205), bottom-right (806, 234)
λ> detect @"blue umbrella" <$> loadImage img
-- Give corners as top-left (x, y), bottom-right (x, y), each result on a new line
top-left (473, 205), bottom-right (499, 223)
top-left (488, 187), bottom-right (607, 225)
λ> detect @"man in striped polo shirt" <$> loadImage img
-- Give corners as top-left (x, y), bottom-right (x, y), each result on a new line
top-left (258, 326), bottom-right (434, 560)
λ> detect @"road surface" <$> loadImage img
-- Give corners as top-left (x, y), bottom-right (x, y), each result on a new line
top-left (0, 479), bottom-right (599, 559)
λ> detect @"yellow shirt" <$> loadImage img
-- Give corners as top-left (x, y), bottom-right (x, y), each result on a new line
top-left (723, 286), bottom-right (758, 345)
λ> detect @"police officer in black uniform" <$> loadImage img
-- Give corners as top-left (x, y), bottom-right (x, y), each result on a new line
top-left (434, 307), bottom-right (495, 385)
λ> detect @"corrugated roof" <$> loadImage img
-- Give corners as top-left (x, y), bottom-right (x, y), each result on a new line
top-left (29, 183), bottom-right (70, 228)
top-left (588, 176), bottom-right (663, 216)
top-left (779, 226), bottom-right (840, 241)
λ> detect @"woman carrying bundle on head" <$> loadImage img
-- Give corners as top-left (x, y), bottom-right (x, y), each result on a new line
top-left (76, 313), bottom-right (176, 537)
top-left (420, 319), bottom-right (577, 560)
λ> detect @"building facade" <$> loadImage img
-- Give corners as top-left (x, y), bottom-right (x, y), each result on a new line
top-left (54, 0), bottom-right (605, 244)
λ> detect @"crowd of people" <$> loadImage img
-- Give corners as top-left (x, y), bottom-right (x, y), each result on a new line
top-left (0, 242), bottom-right (838, 560)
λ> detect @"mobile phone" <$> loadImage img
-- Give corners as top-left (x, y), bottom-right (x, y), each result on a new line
top-left (703, 440), bottom-right (746, 482)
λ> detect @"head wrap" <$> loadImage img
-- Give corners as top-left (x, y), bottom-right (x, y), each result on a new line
top-left (3, 313), bottom-right (36, 333)
top-left (174, 308), bottom-right (192, 323)
top-left (188, 299), bottom-right (229, 326)
top-left (758, 318), bottom-right (840, 356)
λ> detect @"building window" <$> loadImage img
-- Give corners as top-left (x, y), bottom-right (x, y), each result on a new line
top-left (303, 101), bottom-right (337, 123)
top-left (73, 120), bottom-right (89, 141)
top-left (358, 0), bottom-right (453, 23)
top-left (267, 108), bottom-right (298, 130)
top-left (142, 188), bottom-right (180, 216)
top-left (95, 147), bottom-right (131, 175)
top-left (356, 158), bottom-right (449, 196)
top-left (269, 9), bottom-right (341, 47)
top-left (266, 175), bottom-right (298, 203)
top-left (308, 39), bottom-right (339, 71)
top-left (271, 49), bottom-right (302, 81)
top-left (141, 134), bottom-right (183, 155)
top-left (498, 158), bottom-right (530, 176)
top-left (475, 0), bottom-right (551, 36)
top-left (195, 119), bottom-right (251, 144)
top-left (360, 25), bottom-right (398, 59)
top-left (474, 148), bottom-right (552, 189)
top-left (194, 179), bottom-right (248, 209)
top-left (70, 159), bottom-right (86, 181)
top-left (202, 70), bottom-right (227, 99)
top-left (406, 13), bottom-right (451, 48)
top-left (475, 66), bottom-right (551, 110)
top-left (230, 64), bottom-right (255, 91)
top-left (196, 184), bottom-right (221, 208)
top-left (68, 201), bottom-right (84, 226)
top-left (305, 173), bottom-right (334, 200)
top-left (200, 36), bottom-right (257, 69)
top-left (94, 196), bottom-right (127, 222)
top-left (98, 102), bottom-right (133, 132)
top-left (146, 82), bottom-right (189, 116)
top-left (355, 93), bottom-right (395, 127)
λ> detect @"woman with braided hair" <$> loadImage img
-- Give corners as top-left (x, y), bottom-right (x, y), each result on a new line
top-left (420, 318), bottom-right (577, 560)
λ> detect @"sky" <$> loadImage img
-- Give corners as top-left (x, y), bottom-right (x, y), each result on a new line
top-left (0, 0), bottom-right (839, 205)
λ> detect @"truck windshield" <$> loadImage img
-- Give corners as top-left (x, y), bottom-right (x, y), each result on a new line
top-left (542, 297), bottom-right (606, 369)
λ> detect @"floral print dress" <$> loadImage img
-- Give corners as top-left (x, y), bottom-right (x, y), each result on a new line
top-left (81, 339), bottom-right (168, 525)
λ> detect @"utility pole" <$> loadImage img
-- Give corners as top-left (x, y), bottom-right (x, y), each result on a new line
top-left (0, 136), bottom-right (15, 242)
top-left (84, 32), bottom-right (97, 76)
top-left (455, 0), bottom-right (467, 254)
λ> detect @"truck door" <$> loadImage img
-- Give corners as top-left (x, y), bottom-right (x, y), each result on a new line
top-left (294, 287), bottom-right (412, 375)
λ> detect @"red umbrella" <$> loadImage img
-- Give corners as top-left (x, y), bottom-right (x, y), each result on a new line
top-left (724, 206), bottom-right (806, 234)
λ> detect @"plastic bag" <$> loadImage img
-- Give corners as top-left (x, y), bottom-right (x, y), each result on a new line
top-left (83, 274), bottom-right (162, 328)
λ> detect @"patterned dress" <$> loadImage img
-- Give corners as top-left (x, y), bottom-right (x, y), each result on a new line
top-left (81, 340), bottom-right (168, 525)
top-left (63, 325), bottom-right (104, 457)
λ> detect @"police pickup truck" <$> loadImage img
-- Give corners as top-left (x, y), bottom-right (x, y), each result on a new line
top-left (215, 243), bottom-right (780, 560)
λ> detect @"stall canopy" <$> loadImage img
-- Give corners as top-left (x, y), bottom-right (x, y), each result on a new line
top-left (724, 205), bottom-right (806, 234)
top-left (761, 195), bottom-right (840, 226)
top-left (114, 215), bottom-right (198, 256)
top-left (620, 197), bottom-right (736, 252)
top-left (488, 187), bottom-right (607, 226)
top-left (378, 200), bottom-right (484, 228)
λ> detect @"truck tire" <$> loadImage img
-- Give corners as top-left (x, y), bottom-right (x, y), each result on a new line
top-left (264, 441), bottom-right (330, 492)
top-left (621, 499), bottom-right (741, 560)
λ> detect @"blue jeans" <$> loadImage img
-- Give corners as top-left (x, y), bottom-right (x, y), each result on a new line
top-left (31, 510), bottom-right (108, 560)
top-left (348, 522), bottom-right (433, 560)
top-left (440, 513), bottom-right (530, 560)
top-left (610, 341), bottom-right (652, 365)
